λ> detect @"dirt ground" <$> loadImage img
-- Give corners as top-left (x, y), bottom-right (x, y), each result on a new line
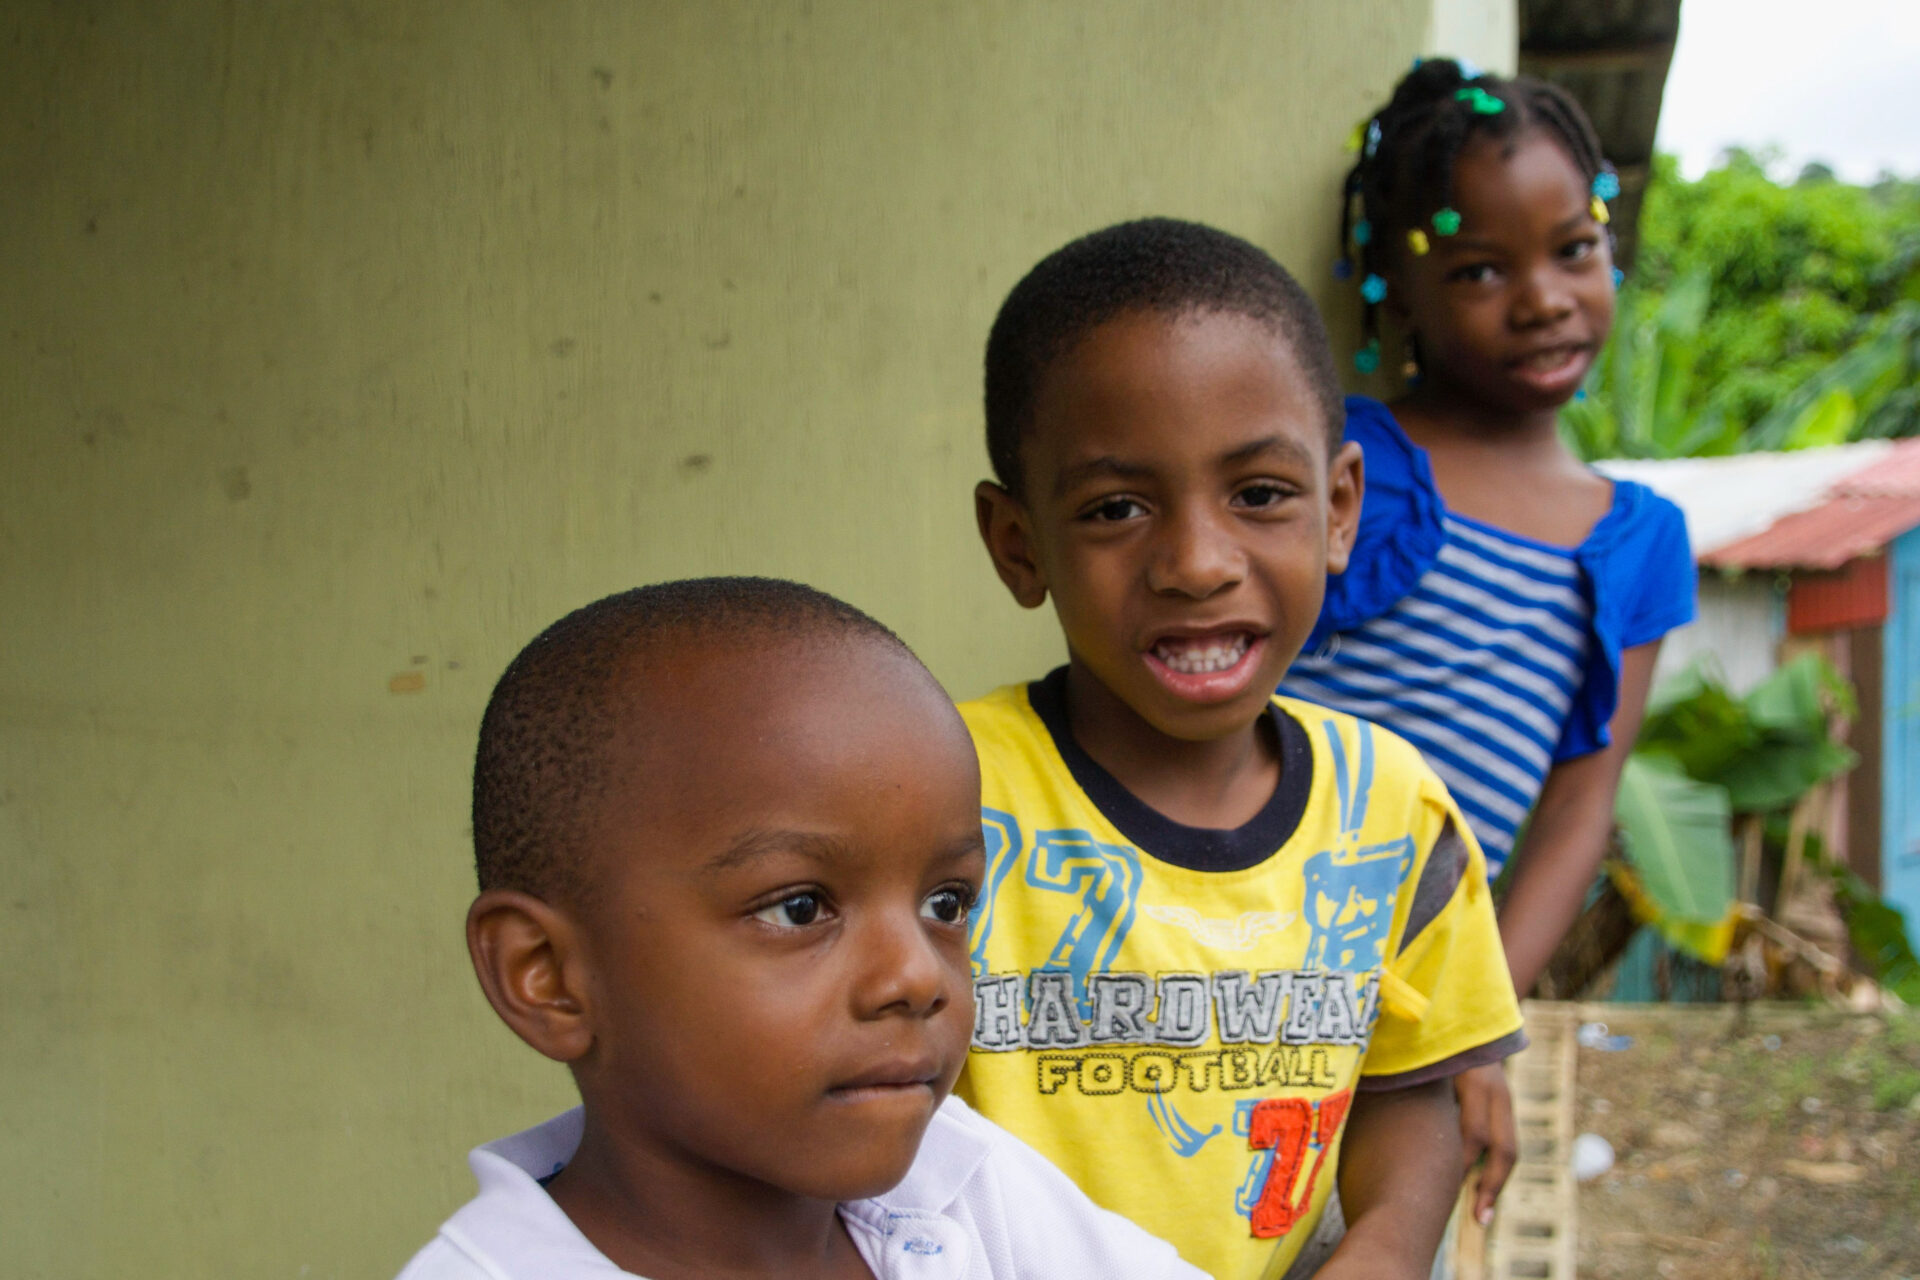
top-left (1572, 1003), bottom-right (1920, 1279)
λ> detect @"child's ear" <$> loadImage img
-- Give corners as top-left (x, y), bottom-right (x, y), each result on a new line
top-left (1324, 441), bottom-right (1365, 575)
top-left (974, 480), bottom-right (1049, 610)
top-left (466, 890), bottom-right (595, 1063)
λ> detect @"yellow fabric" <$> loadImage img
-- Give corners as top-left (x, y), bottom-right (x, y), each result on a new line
top-left (955, 685), bottom-right (1523, 1280)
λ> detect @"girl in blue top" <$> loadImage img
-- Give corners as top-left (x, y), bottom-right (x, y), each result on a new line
top-left (1279, 58), bottom-right (1696, 1220)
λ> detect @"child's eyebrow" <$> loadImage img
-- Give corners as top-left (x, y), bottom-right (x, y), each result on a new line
top-left (702, 828), bottom-right (852, 874)
top-left (700, 829), bottom-right (986, 874)
top-left (1442, 211), bottom-right (1592, 254)
top-left (1051, 455), bottom-right (1151, 498)
top-left (1221, 436), bottom-right (1316, 469)
top-left (1052, 437), bottom-right (1314, 497)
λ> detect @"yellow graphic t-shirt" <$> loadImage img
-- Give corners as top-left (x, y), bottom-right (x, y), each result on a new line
top-left (956, 674), bottom-right (1525, 1280)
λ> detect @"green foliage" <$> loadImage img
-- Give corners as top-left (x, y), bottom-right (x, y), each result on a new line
top-left (1565, 151), bottom-right (1920, 459)
top-left (1636, 654), bottom-right (1858, 812)
top-left (1827, 856), bottom-right (1920, 1003)
top-left (1614, 654), bottom-right (1859, 961)
top-left (1613, 754), bottom-right (1736, 946)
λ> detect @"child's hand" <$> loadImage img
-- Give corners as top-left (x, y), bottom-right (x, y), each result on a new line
top-left (1456, 1062), bottom-right (1515, 1224)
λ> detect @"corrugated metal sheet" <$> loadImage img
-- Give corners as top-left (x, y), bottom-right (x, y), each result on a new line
top-left (1701, 438), bottom-right (1920, 571)
top-left (1703, 497), bottom-right (1920, 571)
top-left (1841, 440), bottom-right (1920, 495)
top-left (1601, 441), bottom-right (1892, 553)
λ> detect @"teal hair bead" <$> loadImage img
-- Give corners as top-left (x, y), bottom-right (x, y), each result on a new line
top-left (1353, 219), bottom-right (1372, 246)
top-left (1354, 341), bottom-right (1381, 374)
top-left (1360, 274), bottom-right (1388, 305)
top-left (1592, 170), bottom-right (1621, 201)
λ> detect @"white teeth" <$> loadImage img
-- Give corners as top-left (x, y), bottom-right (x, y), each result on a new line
top-left (1154, 634), bottom-right (1250, 675)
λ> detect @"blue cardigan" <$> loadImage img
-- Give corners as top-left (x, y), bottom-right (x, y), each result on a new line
top-left (1308, 396), bottom-right (1698, 760)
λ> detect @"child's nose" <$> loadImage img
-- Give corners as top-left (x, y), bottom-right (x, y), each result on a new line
top-left (1146, 505), bottom-right (1244, 598)
top-left (853, 913), bottom-right (954, 1019)
top-left (1514, 263), bottom-right (1576, 326)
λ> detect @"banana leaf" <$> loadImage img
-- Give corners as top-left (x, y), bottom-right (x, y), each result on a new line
top-left (1612, 752), bottom-right (1738, 963)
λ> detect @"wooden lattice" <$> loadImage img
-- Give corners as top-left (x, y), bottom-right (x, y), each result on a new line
top-left (1452, 1000), bottom-right (1579, 1280)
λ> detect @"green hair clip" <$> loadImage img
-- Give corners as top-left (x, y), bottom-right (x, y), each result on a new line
top-left (1454, 86), bottom-right (1504, 115)
top-left (1431, 208), bottom-right (1462, 236)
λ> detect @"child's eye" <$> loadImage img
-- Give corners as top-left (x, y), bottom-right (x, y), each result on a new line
top-left (920, 885), bottom-right (975, 925)
top-left (753, 891), bottom-right (828, 928)
top-left (1232, 482), bottom-right (1296, 510)
top-left (1561, 236), bottom-right (1599, 262)
top-left (1449, 262), bottom-right (1499, 285)
top-left (1080, 495), bottom-right (1146, 522)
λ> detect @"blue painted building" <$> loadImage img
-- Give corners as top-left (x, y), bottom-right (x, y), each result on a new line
top-left (1694, 439), bottom-right (1920, 948)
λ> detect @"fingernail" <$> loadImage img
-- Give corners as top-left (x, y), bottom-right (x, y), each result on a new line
top-left (1478, 1207), bottom-right (1494, 1226)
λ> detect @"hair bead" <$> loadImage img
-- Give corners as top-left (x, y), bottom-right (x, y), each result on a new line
top-left (1333, 258), bottom-right (1354, 281)
top-left (1590, 196), bottom-right (1610, 225)
top-left (1431, 208), bottom-right (1461, 236)
top-left (1353, 219), bottom-right (1373, 246)
top-left (1360, 273), bottom-right (1388, 303)
top-left (1406, 229), bottom-right (1430, 256)
top-left (1591, 168), bottom-right (1621, 201)
top-left (1354, 339), bottom-right (1381, 374)
top-left (1612, 266), bottom-right (1625, 288)
top-left (1454, 86), bottom-right (1505, 115)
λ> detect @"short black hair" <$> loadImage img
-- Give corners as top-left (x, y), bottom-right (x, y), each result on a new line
top-left (1337, 58), bottom-right (1610, 353)
top-left (471, 577), bottom-right (910, 904)
top-left (983, 217), bottom-right (1343, 497)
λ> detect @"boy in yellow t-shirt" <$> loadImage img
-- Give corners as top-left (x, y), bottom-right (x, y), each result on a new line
top-left (956, 219), bottom-right (1525, 1280)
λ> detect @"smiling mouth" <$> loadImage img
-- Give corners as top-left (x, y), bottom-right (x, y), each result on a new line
top-left (1512, 344), bottom-right (1587, 373)
top-left (1151, 632), bottom-right (1252, 675)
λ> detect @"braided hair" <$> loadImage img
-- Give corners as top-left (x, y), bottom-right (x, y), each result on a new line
top-left (1336, 59), bottom-right (1613, 371)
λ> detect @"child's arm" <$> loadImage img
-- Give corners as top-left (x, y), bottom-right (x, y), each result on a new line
top-left (1496, 640), bottom-right (1663, 996)
top-left (1316, 1081), bottom-right (1462, 1279)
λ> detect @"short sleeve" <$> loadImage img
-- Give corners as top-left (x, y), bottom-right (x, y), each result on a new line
top-left (1360, 785), bottom-right (1526, 1088)
top-left (1618, 491), bottom-right (1698, 650)
top-left (1555, 483), bottom-right (1699, 762)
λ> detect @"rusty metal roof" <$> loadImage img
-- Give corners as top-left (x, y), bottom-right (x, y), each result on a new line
top-left (1700, 438), bottom-right (1920, 571)
top-left (1519, 0), bottom-right (1684, 269)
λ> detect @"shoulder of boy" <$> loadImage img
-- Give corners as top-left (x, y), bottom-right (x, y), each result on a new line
top-left (919, 1097), bottom-right (1211, 1279)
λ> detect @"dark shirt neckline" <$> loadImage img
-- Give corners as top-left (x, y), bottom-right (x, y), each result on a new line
top-left (1025, 666), bottom-right (1313, 873)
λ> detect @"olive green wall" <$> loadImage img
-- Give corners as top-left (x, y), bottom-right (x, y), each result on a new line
top-left (1, 3), bottom-right (1509, 1275)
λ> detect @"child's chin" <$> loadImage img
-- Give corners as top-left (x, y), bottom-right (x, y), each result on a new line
top-left (801, 1142), bottom-right (926, 1204)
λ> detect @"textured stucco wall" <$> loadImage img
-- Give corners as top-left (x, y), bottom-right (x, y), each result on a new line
top-left (0, 3), bottom-right (1503, 1275)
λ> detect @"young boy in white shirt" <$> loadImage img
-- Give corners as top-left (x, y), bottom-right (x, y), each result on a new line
top-left (394, 577), bottom-right (1206, 1280)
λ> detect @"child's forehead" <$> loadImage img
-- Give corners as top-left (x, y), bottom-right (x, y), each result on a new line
top-left (592, 634), bottom-right (964, 830)
top-left (1026, 309), bottom-right (1327, 456)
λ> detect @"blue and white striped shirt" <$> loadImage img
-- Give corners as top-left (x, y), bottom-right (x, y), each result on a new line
top-left (1281, 513), bottom-right (1591, 875)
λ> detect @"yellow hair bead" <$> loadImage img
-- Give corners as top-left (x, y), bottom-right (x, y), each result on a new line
top-left (1591, 196), bottom-right (1611, 225)
top-left (1407, 228), bottom-right (1430, 256)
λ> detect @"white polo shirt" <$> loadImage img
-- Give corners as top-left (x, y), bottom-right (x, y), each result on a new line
top-left (395, 1096), bottom-right (1204, 1280)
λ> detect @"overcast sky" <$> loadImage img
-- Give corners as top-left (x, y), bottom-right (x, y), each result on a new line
top-left (1656, 0), bottom-right (1920, 181)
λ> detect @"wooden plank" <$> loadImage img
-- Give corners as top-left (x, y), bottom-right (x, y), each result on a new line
top-left (1466, 1001), bottom-right (1579, 1280)
top-left (1520, 41), bottom-right (1676, 74)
